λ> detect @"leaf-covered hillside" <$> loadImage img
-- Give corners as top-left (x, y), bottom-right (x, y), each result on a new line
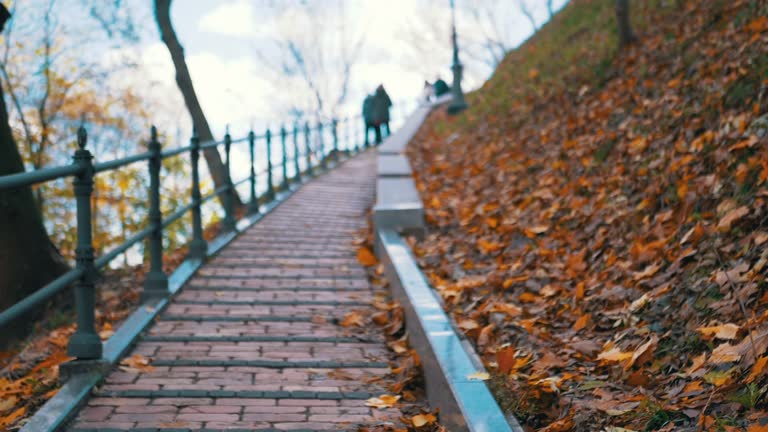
top-left (407, 0), bottom-right (768, 430)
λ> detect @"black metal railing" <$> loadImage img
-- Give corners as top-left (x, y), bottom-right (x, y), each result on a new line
top-left (0, 112), bottom-right (385, 361)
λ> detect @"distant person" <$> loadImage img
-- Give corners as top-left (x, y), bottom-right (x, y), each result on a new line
top-left (420, 80), bottom-right (434, 104)
top-left (433, 77), bottom-right (450, 97)
top-left (370, 84), bottom-right (392, 144)
top-left (362, 94), bottom-right (375, 147)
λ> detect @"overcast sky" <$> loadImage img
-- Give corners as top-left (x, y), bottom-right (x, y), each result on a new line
top-left (131, 0), bottom-right (566, 138)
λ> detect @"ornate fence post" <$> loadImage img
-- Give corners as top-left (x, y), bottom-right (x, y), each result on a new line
top-left (248, 129), bottom-right (259, 214)
top-left (67, 124), bottom-right (102, 360)
top-left (331, 118), bottom-right (339, 163)
top-left (293, 123), bottom-right (301, 182)
top-left (188, 128), bottom-right (207, 259)
top-left (265, 128), bottom-right (275, 201)
top-left (280, 125), bottom-right (288, 190)
top-left (222, 126), bottom-right (236, 231)
top-left (304, 121), bottom-right (313, 177)
top-left (318, 121), bottom-right (326, 169)
top-left (143, 125), bottom-right (169, 300)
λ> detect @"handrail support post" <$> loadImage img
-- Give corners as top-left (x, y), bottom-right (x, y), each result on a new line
top-left (188, 128), bottom-right (208, 259)
top-left (222, 127), bottom-right (236, 231)
top-left (247, 130), bottom-right (259, 214)
top-left (143, 126), bottom-right (169, 300)
top-left (280, 125), bottom-right (289, 190)
top-left (66, 124), bottom-right (103, 361)
top-left (265, 129), bottom-right (275, 201)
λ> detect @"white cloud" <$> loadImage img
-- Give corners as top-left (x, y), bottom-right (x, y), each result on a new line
top-left (198, 0), bottom-right (259, 38)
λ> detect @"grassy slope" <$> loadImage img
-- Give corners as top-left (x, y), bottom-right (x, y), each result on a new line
top-left (409, 0), bottom-right (768, 430)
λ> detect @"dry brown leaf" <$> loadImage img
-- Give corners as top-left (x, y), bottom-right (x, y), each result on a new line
top-left (716, 205), bottom-right (749, 232)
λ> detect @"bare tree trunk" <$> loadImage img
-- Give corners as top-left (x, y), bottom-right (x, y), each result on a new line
top-left (616, 0), bottom-right (637, 48)
top-left (546, 0), bottom-right (554, 20)
top-left (0, 7), bottom-right (68, 346)
top-left (154, 0), bottom-right (241, 206)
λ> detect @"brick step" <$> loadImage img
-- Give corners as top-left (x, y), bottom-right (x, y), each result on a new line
top-left (195, 269), bottom-right (367, 278)
top-left (72, 396), bottom-right (398, 431)
top-left (174, 290), bottom-right (375, 304)
top-left (214, 252), bottom-right (357, 259)
top-left (151, 317), bottom-right (362, 338)
top-left (206, 258), bottom-right (360, 267)
top-left (132, 341), bottom-right (388, 363)
top-left (100, 366), bottom-right (391, 395)
top-left (187, 279), bottom-right (369, 290)
top-left (163, 304), bottom-right (368, 319)
top-left (182, 285), bottom-right (375, 293)
top-left (191, 274), bottom-right (366, 281)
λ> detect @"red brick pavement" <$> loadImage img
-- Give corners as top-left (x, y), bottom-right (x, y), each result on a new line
top-left (68, 152), bottom-right (413, 431)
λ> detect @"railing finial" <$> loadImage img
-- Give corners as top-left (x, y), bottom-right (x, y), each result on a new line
top-left (77, 124), bottom-right (88, 150)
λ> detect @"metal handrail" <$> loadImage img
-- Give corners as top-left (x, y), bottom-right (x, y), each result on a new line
top-left (0, 104), bottom-right (404, 362)
top-left (94, 151), bottom-right (152, 173)
top-left (0, 163), bottom-right (83, 190)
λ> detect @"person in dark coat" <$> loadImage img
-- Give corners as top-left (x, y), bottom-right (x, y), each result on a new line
top-left (362, 94), bottom-right (375, 147)
top-left (433, 77), bottom-right (450, 97)
top-left (370, 84), bottom-right (392, 144)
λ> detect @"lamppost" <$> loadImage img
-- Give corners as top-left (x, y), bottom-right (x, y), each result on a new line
top-left (447, 0), bottom-right (468, 114)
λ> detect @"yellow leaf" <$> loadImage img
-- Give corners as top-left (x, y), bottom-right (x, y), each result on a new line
top-left (411, 413), bottom-right (436, 427)
top-left (0, 396), bottom-right (17, 413)
top-left (697, 323), bottom-right (740, 340)
top-left (597, 347), bottom-right (633, 363)
top-left (119, 354), bottom-right (154, 372)
top-left (466, 371), bottom-right (490, 381)
top-left (356, 247), bottom-right (378, 266)
top-left (365, 394), bottom-right (400, 408)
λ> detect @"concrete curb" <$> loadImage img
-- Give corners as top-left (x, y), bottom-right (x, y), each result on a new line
top-left (377, 230), bottom-right (522, 432)
top-left (372, 98), bottom-right (522, 431)
top-left (20, 153), bottom-right (360, 432)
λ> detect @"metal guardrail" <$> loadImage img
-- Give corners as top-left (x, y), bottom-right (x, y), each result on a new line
top-left (0, 112), bottom-right (380, 362)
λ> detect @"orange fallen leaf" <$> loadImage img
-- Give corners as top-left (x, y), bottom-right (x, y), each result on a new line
top-left (340, 311), bottom-right (365, 327)
top-left (356, 247), bottom-right (378, 266)
top-left (747, 356), bottom-right (768, 383)
top-left (573, 313), bottom-right (590, 331)
top-left (0, 407), bottom-right (26, 428)
top-left (496, 345), bottom-right (517, 374)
